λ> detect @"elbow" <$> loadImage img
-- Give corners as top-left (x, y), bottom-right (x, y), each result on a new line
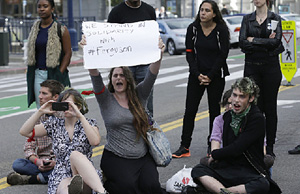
top-left (19, 129), bottom-right (29, 137)
top-left (90, 136), bottom-right (101, 146)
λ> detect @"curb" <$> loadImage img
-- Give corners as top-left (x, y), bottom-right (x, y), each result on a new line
top-left (0, 59), bottom-right (84, 76)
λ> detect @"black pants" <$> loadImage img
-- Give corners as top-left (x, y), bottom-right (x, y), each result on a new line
top-left (192, 164), bottom-right (270, 194)
top-left (244, 61), bottom-right (282, 149)
top-left (100, 149), bottom-right (162, 194)
top-left (181, 74), bottom-right (225, 148)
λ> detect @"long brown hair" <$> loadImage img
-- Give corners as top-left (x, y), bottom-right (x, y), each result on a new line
top-left (195, 0), bottom-right (226, 25)
top-left (108, 67), bottom-right (149, 140)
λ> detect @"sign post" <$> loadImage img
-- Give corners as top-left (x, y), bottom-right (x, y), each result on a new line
top-left (280, 21), bottom-right (297, 86)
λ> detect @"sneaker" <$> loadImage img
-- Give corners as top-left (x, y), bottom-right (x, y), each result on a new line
top-left (220, 188), bottom-right (238, 194)
top-left (7, 172), bottom-right (30, 185)
top-left (68, 174), bottom-right (83, 194)
top-left (172, 146), bottom-right (190, 158)
top-left (288, 145), bottom-right (300, 154)
top-left (181, 185), bottom-right (212, 194)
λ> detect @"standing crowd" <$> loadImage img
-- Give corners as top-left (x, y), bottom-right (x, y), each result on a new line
top-left (6, 0), bottom-right (295, 193)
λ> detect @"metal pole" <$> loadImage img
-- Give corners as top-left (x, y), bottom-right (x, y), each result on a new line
top-left (23, 0), bottom-right (27, 19)
top-left (108, 0), bottom-right (112, 13)
top-left (67, 0), bottom-right (78, 51)
top-left (192, 0), bottom-right (195, 18)
top-left (79, 0), bottom-right (82, 18)
top-left (240, 0), bottom-right (243, 13)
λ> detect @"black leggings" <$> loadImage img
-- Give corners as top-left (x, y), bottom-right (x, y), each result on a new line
top-left (244, 61), bottom-right (282, 149)
top-left (192, 164), bottom-right (270, 194)
top-left (100, 149), bottom-right (162, 194)
top-left (181, 74), bottom-right (225, 147)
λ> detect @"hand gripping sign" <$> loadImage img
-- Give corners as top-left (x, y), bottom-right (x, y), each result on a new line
top-left (82, 21), bottom-right (160, 69)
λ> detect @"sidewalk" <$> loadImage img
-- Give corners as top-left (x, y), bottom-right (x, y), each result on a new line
top-left (0, 49), bottom-right (84, 76)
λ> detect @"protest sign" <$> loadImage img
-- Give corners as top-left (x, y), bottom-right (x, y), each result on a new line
top-left (82, 20), bottom-right (160, 69)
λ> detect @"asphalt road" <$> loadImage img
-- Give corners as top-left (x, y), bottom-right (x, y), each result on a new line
top-left (0, 48), bottom-right (300, 194)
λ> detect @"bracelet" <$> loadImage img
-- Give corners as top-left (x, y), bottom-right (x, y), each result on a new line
top-left (27, 128), bottom-right (35, 142)
top-left (34, 158), bottom-right (38, 165)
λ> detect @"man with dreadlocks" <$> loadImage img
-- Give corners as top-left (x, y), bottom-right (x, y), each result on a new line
top-left (189, 77), bottom-right (281, 194)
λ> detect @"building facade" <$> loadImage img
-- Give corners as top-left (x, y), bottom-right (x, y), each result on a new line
top-left (1, 0), bottom-right (299, 20)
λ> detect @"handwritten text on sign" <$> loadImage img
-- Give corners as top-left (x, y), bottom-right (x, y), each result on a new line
top-left (82, 21), bottom-right (160, 69)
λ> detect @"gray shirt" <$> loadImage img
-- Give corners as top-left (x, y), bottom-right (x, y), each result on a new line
top-left (90, 69), bottom-right (157, 159)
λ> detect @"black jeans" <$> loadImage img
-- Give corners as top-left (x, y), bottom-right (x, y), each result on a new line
top-left (100, 149), bottom-right (162, 194)
top-left (244, 60), bottom-right (282, 149)
top-left (180, 74), bottom-right (225, 148)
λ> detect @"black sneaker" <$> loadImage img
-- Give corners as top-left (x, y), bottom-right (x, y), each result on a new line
top-left (220, 188), bottom-right (238, 194)
top-left (181, 185), bottom-right (212, 194)
top-left (68, 174), bottom-right (83, 194)
top-left (7, 172), bottom-right (30, 185)
top-left (172, 146), bottom-right (190, 158)
top-left (288, 145), bottom-right (300, 154)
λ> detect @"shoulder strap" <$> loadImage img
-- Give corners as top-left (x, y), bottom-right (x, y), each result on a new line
top-left (56, 22), bottom-right (62, 42)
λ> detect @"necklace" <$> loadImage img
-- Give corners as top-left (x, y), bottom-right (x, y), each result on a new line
top-left (125, 1), bottom-right (141, 9)
top-left (256, 14), bottom-right (266, 23)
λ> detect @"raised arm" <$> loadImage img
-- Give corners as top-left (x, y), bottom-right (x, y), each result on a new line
top-left (149, 37), bottom-right (165, 75)
top-left (68, 101), bottom-right (101, 146)
top-left (19, 101), bottom-right (54, 138)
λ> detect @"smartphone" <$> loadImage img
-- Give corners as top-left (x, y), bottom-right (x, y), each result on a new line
top-left (43, 160), bottom-right (51, 166)
top-left (52, 102), bottom-right (69, 111)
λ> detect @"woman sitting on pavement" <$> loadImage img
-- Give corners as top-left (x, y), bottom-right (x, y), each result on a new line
top-left (19, 88), bottom-right (106, 194)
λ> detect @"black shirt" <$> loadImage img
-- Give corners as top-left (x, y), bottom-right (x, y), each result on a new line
top-left (108, 2), bottom-right (156, 23)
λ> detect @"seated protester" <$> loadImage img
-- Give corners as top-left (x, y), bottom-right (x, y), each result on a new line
top-left (19, 88), bottom-right (106, 194)
top-left (209, 89), bottom-right (232, 151)
top-left (191, 77), bottom-right (281, 194)
top-left (7, 80), bottom-right (64, 185)
top-left (206, 88), bottom-right (274, 175)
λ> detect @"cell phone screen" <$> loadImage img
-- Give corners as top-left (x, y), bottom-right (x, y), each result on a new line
top-left (52, 102), bottom-right (69, 111)
top-left (43, 160), bottom-right (51, 166)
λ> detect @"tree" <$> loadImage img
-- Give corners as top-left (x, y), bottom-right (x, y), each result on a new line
top-left (107, 0), bottom-right (123, 7)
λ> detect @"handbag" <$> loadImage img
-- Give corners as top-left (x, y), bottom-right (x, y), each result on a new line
top-left (243, 152), bottom-right (282, 194)
top-left (166, 165), bottom-right (197, 193)
top-left (146, 113), bottom-right (172, 167)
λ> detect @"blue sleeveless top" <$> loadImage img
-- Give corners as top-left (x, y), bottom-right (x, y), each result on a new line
top-left (35, 21), bottom-right (54, 69)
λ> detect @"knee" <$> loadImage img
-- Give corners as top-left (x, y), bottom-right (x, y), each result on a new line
top-left (246, 177), bottom-right (270, 194)
top-left (140, 181), bottom-right (161, 193)
top-left (105, 178), bottom-right (136, 194)
top-left (69, 151), bottom-right (84, 163)
top-left (258, 178), bottom-right (270, 193)
top-left (12, 158), bottom-right (26, 172)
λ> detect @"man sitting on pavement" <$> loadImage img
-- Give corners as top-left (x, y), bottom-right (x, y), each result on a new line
top-left (190, 77), bottom-right (281, 194)
top-left (7, 80), bottom-right (64, 185)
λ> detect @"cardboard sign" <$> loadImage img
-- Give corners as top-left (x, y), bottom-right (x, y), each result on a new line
top-left (82, 20), bottom-right (160, 69)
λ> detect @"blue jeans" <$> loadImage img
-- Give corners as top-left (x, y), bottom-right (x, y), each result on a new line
top-left (12, 158), bottom-right (52, 184)
top-left (34, 69), bottom-right (48, 109)
top-left (129, 65), bottom-right (153, 116)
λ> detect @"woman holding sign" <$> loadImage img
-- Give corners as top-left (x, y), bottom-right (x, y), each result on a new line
top-left (239, 0), bottom-right (284, 157)
top-left (80, 36), bottom-right (165, 194)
